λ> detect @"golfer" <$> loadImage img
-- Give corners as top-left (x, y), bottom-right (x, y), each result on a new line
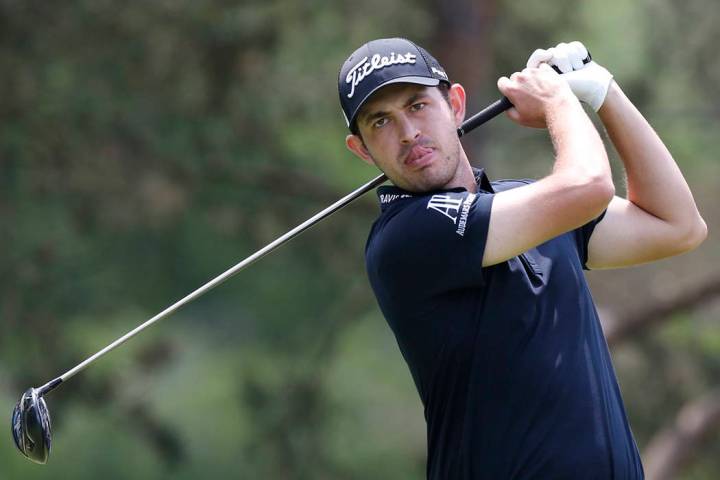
top-left (338, 38), bottom-right (707, 479)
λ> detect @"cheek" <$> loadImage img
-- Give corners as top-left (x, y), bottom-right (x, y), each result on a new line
top-left (366, 136), bottom-right (398, 164)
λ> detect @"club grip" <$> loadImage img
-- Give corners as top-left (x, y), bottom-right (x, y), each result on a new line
top-left (457, 52), bottom-right (593, 138)
top-left (551, 52), bottom-right (593, 74)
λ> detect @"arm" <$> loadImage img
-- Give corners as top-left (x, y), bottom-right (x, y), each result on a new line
top-left (586, 82), bottom-right (708, 269)
top-left (483, 64), bottom-right (615, 267)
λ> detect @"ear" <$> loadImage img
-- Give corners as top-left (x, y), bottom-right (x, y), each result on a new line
top-left (448, 83), bottom-right (466, 126)
top-left (345, 134), bottom-right (375, 166)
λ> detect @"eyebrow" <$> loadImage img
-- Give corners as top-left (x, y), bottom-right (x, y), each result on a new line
top-left (359, 91), bottom-right (428, 127)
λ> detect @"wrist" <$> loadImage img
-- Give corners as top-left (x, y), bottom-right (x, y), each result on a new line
top-left (597, 81), bottom-right (622, 117)
top-left (545, 92), bottom-right (599, 150)
top-left (543, 91), bottom-right (582, 120)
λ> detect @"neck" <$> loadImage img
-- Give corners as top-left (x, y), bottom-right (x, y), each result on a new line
top-left (443, 148), bottom-right (477, 193)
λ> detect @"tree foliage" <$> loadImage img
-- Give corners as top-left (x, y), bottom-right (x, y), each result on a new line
top-left (1, 1), bottom-right (717, 478)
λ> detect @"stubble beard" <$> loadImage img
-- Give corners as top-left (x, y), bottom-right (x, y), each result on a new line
top-left (372, 127), bottom-right (463, 193)
top-left (407, 132), bottom-right (462, 193)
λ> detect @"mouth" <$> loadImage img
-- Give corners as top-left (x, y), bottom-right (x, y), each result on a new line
top-left (404, 145), bottom-right (435, 169)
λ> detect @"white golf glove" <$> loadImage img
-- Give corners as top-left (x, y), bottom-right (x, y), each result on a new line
top-left (527, 41), bottom-right (613, 111)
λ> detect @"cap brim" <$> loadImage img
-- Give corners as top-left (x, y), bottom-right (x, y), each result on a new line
top-left (348, 76), bottom-right (441, 129)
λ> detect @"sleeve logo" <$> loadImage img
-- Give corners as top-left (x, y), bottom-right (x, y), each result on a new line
top-left (427, 193), bottom-right (476, 236)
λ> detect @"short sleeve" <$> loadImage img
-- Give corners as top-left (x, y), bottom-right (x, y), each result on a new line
top-left (366, 191), bottom-right (494, 298)
top-left (573, 209), bottom-right (607, 270)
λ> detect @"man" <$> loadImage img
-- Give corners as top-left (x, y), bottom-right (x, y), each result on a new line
top-left (337, 38), bottom-right (707, 479)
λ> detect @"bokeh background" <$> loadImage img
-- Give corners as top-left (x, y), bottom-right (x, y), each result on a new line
top-left (1, 1), bottom-right (718, 479)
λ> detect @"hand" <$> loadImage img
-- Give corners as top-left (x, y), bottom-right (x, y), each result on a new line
top-left (497, 63), bottom-right (578, 128)
top-left (527, 41), bottom-right (613, 111)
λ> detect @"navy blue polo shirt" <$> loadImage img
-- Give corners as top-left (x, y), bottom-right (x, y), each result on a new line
top-left (365, 168), bottom-right (644, 480)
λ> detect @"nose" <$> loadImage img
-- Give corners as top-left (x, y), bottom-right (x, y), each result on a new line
top-left (397, 114), bottom-right (420, 144)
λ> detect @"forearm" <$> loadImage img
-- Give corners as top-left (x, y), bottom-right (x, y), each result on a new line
top-left (598, 82), bottom-right (706, 233)
top-left (525, 95), bottom-right (614, 229)
top-left (547, 95), bottom-right (613, 185)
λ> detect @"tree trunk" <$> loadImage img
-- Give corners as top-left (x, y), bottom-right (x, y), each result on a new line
top-left (429, 0), bottom-right (497, 104)
top-left (602, 274), bottom-right (720, 346)
top-left (643, 390), bottom-right (720, 480)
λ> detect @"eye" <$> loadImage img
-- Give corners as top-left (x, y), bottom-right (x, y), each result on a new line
top-left (410, 102), bottom-right (426, 112)
top-left (373, 117), bottom-right (389, 129)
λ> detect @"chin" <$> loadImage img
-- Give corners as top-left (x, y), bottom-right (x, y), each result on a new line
top-left (388, 156), bottom-right (459, 192)
top-left (404, 171), bottom-right (454, 193)
top-left (421, 163), bottom-right (459, 190)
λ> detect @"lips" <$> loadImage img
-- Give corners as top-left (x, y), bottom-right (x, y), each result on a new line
top-left (404, 145), bottom-right (434, 168)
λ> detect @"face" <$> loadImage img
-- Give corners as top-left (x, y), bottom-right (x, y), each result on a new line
top-left (345, 83), bottom-right (468, 192)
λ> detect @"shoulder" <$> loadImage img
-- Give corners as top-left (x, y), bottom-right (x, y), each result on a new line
top-left (371, 190), bottom-right (484, 239)
top-left (490, 178), bottom-right (536, 193)
top-left (365, 195), bottom-right (426, 281)
top-left (366, 188), bottom-right (492, 261)
top-left (367, 194), bottom-right (433, 250)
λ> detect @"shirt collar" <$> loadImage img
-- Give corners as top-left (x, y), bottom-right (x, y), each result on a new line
top-left (376, 167), bottom-right (494, 210)
top-left (473, 167), bottom-right (495, 193)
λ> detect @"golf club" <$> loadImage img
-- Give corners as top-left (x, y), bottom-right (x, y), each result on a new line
top-left (9, 85), bottom-right (551, 463)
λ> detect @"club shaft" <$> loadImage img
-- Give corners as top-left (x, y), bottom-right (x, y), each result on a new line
top-left (37, 95), bottom-right (512, 397)
top-left (458, 97), bottom-right (512, 137)
top-left (38, 173), bottom-right (388, 394)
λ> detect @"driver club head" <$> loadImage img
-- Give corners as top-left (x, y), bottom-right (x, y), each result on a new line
top-left (11, 388), bottom-right (52, 464)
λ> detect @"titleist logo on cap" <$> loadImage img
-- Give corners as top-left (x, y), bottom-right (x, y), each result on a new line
top-left (345, 52), bottom-right (417, 99)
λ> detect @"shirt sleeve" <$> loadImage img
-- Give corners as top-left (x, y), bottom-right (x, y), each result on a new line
top-left (573, 209), bottom-right (607, 270)
top-left (367, 191), bottom-right (494, 297)
top-left (496, 178), bottom-right (607, 271)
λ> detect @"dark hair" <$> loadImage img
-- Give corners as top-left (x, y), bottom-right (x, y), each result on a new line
top-left (350, 83), bottom-right (451, 137)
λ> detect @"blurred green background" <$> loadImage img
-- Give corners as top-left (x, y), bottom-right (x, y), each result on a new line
top-left (1, 1), bottom-right (718, 479)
